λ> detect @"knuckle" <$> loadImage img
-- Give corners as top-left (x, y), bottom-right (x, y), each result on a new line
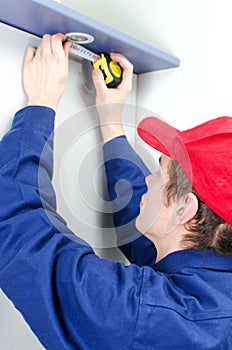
top-left (53, 33), bottom-right (64, 40)
top-left (126, 61), bottom-right (133, 72)
top-left (43, 34), bottom-right (50, 40)
top-left (130, 62), bottom-right (134, 71)
top-left (52, 33), bottom-right (60, 39)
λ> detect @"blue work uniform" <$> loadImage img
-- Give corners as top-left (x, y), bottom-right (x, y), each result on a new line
top-left (0, 106), bottom-right (232, 350)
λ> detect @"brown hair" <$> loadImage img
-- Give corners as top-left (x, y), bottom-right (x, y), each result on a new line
top-left (165, 158), bottom-right (232, 256)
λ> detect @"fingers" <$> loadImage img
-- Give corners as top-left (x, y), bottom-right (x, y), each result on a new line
top-left (92, 68), bottom-right (108, 97)
top-left (41, 34), bottom-right (52, 56)
top-left (24, 47), bottom-right (37, 63)
top-left (110, 53), bottom-right (133, 91)
top-left (36, 33), bottom-right (69, 58)
top-left (51, 33), bottom-right (70, 57)
top-left (92, 53), bottom-right (133, 96)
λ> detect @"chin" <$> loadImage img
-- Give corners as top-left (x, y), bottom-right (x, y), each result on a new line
top-left (135, 216), bottom-right (145, 235)
top-left (135, 216), bottom-right (140, 230)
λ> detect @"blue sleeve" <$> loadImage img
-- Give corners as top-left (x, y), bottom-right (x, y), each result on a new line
top-left (103, 136), bottom-right (157, 266)
top-left (0, 107), bottom-right (144, 350)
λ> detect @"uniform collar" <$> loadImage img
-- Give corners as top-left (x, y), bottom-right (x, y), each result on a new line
top-left (153, 249), bottom-right (232, 273)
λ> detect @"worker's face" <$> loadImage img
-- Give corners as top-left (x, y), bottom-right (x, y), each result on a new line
top-left (136, 155), bottom-right (175, 238)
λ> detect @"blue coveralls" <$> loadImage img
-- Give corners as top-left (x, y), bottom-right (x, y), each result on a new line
top-left (0, 106), bottom-right (232, 349)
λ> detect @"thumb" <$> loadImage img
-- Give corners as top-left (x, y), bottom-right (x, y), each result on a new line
top-left (92, 68), bottom-right (107, 95)
top-left (25, 47), bottom-right (37, 63)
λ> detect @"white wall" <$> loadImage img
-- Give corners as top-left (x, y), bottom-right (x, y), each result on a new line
top-left (137, 0), bottom-right (232, 129)
top-left (135, 0), bottom-right (232, 166)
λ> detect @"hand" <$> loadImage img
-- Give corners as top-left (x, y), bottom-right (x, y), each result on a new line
top-left (23, 33), bottom-right (71, 112)
top-left (92, 53), bottom-right (133, 143)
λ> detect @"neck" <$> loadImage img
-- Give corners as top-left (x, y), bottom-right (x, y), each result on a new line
top-left (155, 242), bottom-right (183, 263)
top-left (146, 229), bottom-right (187, 263)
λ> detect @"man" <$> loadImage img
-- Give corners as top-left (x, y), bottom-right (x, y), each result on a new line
top-left (0, 33), bottom-right (232, 349)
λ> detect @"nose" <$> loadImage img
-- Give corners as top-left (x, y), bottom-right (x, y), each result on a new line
top-left (145, 174), bottom-right (154, 188)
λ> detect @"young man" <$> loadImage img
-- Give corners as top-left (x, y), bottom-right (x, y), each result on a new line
top-left (0, 33), bottom-right (231, 349)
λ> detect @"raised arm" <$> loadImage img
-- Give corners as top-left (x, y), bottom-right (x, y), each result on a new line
top-left (0, 35), bottom-right (144, 349)
top-left (92, 55), bottom-right (157, 266)
top-left (0, 33), bottom-right (71, 268)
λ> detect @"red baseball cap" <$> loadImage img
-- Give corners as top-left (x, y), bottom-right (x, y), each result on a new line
top-left (137, 116), bottom-right (232, 226)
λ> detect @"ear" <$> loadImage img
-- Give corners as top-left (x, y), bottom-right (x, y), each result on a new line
top-left (175, 193), bottom-right (199, 225)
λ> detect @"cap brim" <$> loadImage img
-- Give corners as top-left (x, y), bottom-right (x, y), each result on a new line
top-left (137, 116), bottom-right (194, 182)
top-left (138, 115), bottom-right (232, 154)
top-left (137, 116), bottom-right (182, 158)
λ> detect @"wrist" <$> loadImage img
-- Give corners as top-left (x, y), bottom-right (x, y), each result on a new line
top-left (100, 123), bottom-right (124, 144)
top-left (27, 98), bottom-right (58, 112)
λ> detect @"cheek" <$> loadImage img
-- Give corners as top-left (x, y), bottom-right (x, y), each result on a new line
top-left (147, 188), bottom-right (164, 220)
top-left (136, 187), bottom-right (165, 233)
